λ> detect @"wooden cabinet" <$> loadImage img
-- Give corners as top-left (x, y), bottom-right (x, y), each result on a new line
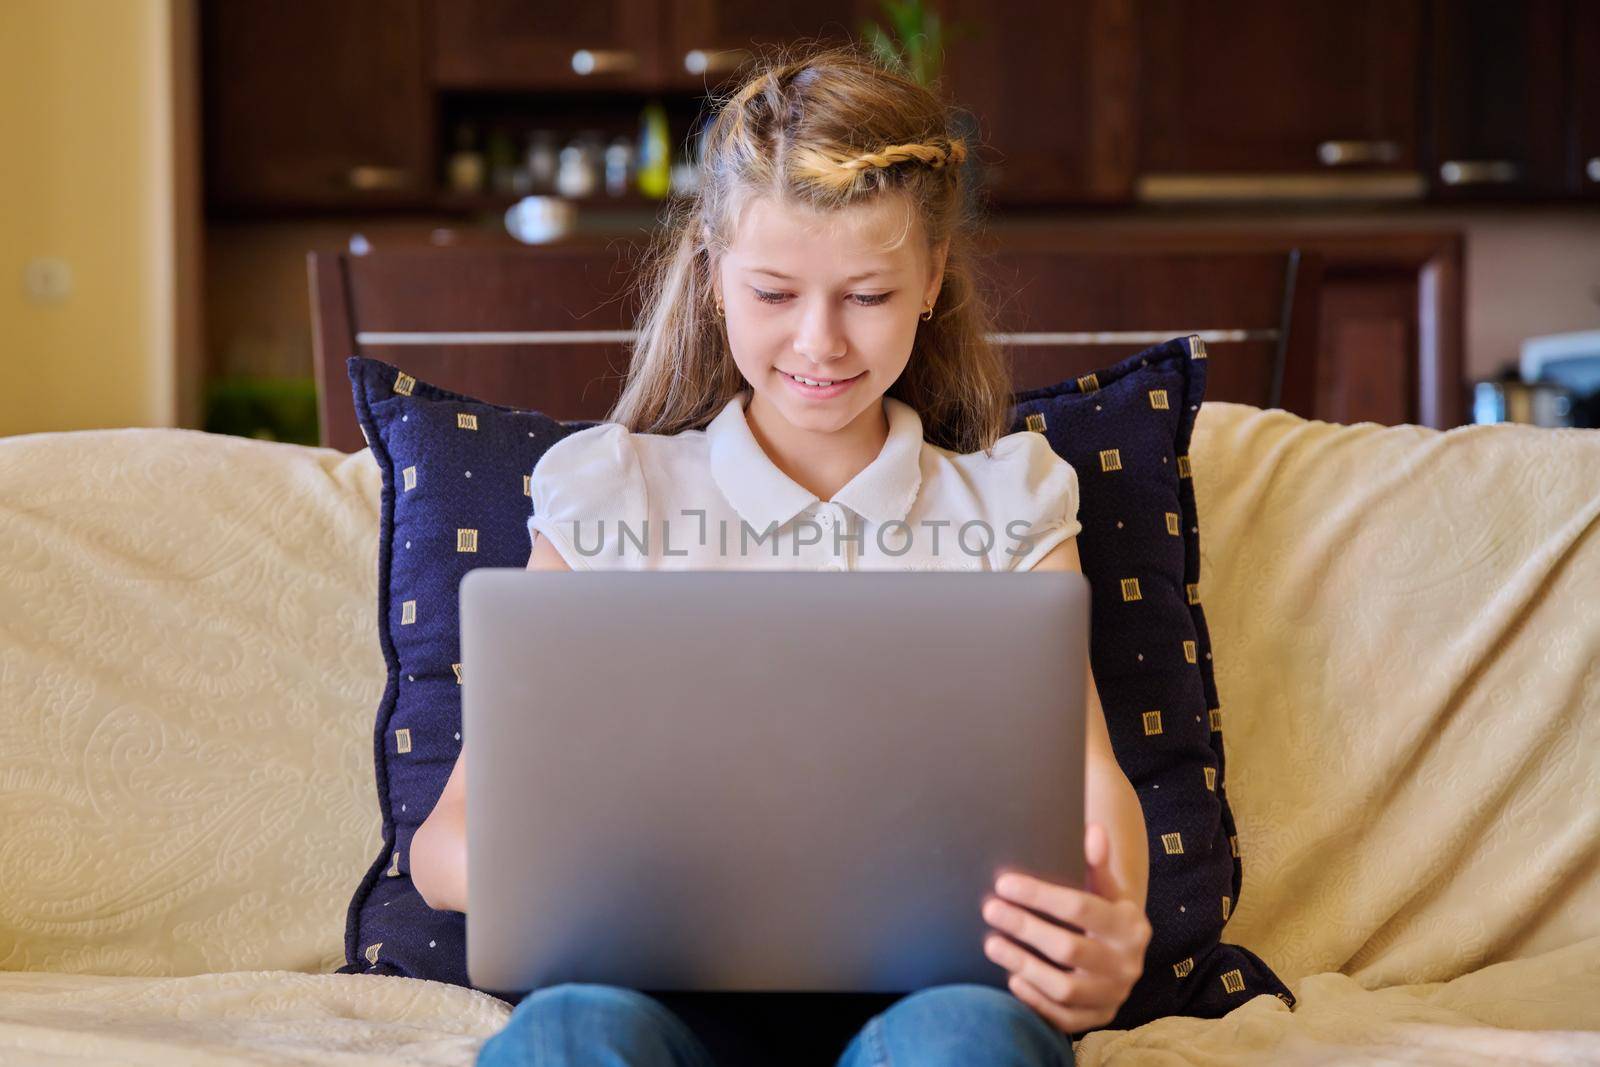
top-left (432, 0), bottom-right (666, 90)
top-left (1566, 0), bottom-right (1600, 198)
top-left (942, 0), bottom-right (1138, 204)
top-left (202, 0), bottom-right (1600, 213)
top-left (1136, 0), bottom-right (1423, 177)
top-left (662, 0), bottom-right (866, 92)
top-left (1306, 234), bottom-right (1464, 429)
top-left (1133, 0), bottom-right (1595, 204)
top-left (1426, 0), bottom-right (1568, 200)
top-left (201, 0), bottom-right (433, 213)
top-left (432, 0), bottom-right (870, 93)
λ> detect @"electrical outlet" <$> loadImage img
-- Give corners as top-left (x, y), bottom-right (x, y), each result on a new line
top-left (22, 258), bottom-right (73, 303)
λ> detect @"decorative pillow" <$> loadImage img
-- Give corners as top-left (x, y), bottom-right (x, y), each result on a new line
top-left (341, 356), bottom-right (596, 1001)
top-left (342, 343), bottom-right (1294, 1026)
top-left (1010, 335), bottom-right (1294, 1031)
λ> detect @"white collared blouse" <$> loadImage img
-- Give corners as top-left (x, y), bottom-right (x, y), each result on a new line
top-left (526, 390), bottom-right (1081, 572)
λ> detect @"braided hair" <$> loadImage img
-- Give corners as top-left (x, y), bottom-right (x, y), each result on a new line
top-left (610, 43), bottom-right (1011, 455)
top-left (792, 138), bottom-right (970, 194)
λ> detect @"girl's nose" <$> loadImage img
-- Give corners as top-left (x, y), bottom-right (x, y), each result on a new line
top-left (792, 303), bottom-right (848, 364)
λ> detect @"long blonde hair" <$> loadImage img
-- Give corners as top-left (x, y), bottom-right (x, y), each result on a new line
top-left (609, 42), bottom-right (1013, 455)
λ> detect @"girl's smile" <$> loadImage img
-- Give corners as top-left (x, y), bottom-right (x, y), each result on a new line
top-left (778, 367), bottom-right (866, 398)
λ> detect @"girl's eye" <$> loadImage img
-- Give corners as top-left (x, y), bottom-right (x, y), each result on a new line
top-left (749, 290), bottom-right (893, 306)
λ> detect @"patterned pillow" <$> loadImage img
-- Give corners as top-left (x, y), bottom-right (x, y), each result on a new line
top-left (1010, 335), bottom-right (1294, 1031)
top-left (341, 356), bottom-right (595, 1001)
top-left (341, 344), bottom-right (1294, 1026)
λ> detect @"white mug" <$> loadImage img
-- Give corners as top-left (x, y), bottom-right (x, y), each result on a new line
top-left (504, 196), bottom-right (576, 244)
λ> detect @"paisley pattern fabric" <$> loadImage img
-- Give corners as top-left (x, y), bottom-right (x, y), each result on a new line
top-left (0, 426), bottom-right (386, 977)
top-left (0, 945), bottom-right (1595, 1066)
top-left (1186, 403), bottom-right (1600, 991)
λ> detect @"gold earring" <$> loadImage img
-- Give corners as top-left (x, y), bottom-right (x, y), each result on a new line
top-left (920, 304), bottom-right (934, 321)
top-left (715, 300), bottom-right (726, 318)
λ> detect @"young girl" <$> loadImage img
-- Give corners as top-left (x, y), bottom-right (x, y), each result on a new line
top-left (413, 44), bottom-right (1151, 1067)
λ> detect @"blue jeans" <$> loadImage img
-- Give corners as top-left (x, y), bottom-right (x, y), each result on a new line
top-left (476, 984), bottom-right (1077, 1067)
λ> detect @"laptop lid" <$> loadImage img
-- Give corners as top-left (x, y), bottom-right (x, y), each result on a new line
top-left (461, 569), bottom-right (1089, 994)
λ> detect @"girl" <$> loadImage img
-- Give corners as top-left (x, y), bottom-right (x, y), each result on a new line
top-left (413, 43), bottom-right (1151, 1067)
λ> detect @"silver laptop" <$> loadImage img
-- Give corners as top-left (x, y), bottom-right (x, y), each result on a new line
top-left (459, 569), bottom-right (1089, 996)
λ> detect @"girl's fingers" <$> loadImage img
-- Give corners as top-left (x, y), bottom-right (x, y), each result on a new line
top-left (1007, 973), bottom-right (1116, 1035)
top-left (993, 873), bottom-right (1119, 940)
top-left (981, 896), bottom-right (1127, 977)
top-left (983, 931), bottom-right (1125, 1009)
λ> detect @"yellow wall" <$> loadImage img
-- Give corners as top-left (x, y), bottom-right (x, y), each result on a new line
top-left (0, 0), bottom-right (180, 435)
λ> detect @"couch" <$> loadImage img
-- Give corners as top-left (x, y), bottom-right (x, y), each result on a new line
top-left (1, 402), bottom-right (1596, 1066)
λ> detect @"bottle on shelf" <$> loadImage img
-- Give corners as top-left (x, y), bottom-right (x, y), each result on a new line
top-left (580, 129), bottom-right (608, 193)
top-left (486, 127), bottom-right (519, 196)
top-left (556, 134), bottom-right (599, 198)
top-left (525, 130), bottom-right (559, 194)
top-left (605, 136), bottom-right (635, 197)
top-left (636, 101), bottom-right (671, 199)
top-left (510, 155), bottom-right (532, 196)
top-left (446, 123), bottom-right (486, 195)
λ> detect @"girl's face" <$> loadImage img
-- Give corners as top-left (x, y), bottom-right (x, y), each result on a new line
top-left (712, 194), bottom-right (947, 438)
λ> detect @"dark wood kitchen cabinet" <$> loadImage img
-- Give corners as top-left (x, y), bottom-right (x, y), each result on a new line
top-left (661, 0), bottom-right (868, 91)
top-left (1426, 0), bottom-right (1568, 200)
top-left (1136, 0), bottom-right (1423, 179)
top-left (942, 0), bottom-right (1139, 204)
top-left (1565, 0), bottom-right (1600, 199)
top-left (432, 0), bottom-right (667, 90)
top-left (201, 0), bottom-right (1600, 214)
top-left (431, 0), bottom-right (873, 92)
top-left (201, 0), bottom-right (434, 213)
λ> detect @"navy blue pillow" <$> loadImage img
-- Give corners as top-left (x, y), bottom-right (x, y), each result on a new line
top-left (342, 344), bottom-right (1293, 1026)
top-left (340, 356), bottom-right (596, 1001)
top-left (1010, 335), bottom-right (1293, 1030)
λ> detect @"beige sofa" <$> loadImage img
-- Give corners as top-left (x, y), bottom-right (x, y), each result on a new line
top-left (1, 403), bottom-right (1596, 1066)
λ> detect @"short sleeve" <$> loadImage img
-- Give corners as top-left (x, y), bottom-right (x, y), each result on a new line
top-left (526, 423), bottom-right (648, 569)
top-left (991, 432), bottom-right (1082, 572)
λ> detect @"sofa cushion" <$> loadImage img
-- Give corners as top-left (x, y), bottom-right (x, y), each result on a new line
top-left (343, 343), bottom-right (1296, 1024)
top-left (1187, 403), bottom-right (1600, 991)
top-left (1010, 336), bottom-right (1293, 1029)
top-left (5, 937), bottom-right (1600, 1066)
top-left (342, 357), bottom-right (596, 998)
top-left (0, 426), bottom-right (386, 977)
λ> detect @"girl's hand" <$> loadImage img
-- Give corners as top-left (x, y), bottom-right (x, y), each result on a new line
top-left (980, 821), bottom-right (1152, 1035)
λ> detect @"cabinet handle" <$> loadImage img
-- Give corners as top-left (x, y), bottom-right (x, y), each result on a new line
top-left (1439, 160), bottom-right (1520, 185)
top-left (346, 166), bottom-right (413, 192)
top-left (683, 48), bottom-right (751, 76)
top-left (1587, 157), bottom-right (1600, 184)
top-left (1316, 140), bottom-right (1400, 166)
top-left (570, 49), bottom-right (638, 75)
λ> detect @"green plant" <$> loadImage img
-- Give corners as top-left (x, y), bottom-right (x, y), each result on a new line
top-left (860, 0), bottom-right (979, 87)
top-left (203, 376), bottom-right (320, 445)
